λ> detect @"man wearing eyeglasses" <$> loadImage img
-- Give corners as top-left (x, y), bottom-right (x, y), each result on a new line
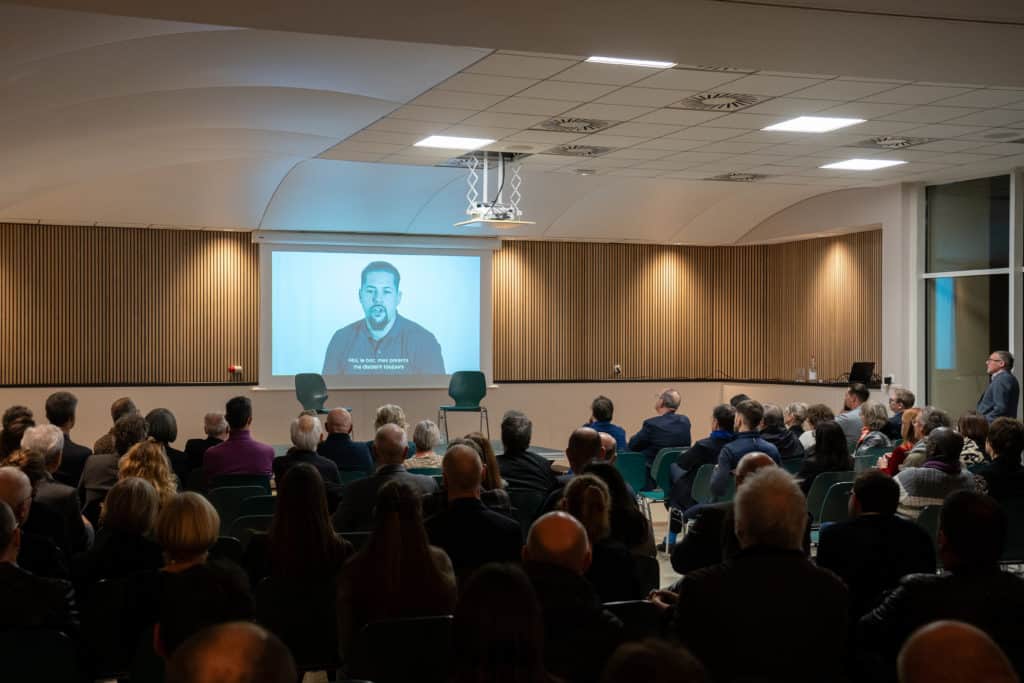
top-left (978, 351), bottom-right (1020, 422)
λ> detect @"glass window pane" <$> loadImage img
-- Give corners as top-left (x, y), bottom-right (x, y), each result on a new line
top-left (927, 274), bottom-right (1008, 417)
top-left (926, 175), bottom-right (1010, 272)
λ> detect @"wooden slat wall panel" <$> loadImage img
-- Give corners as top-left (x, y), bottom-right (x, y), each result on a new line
top-left (493, 232), bottom-right (882, 382)
top-left (0, 223), bottom-right (258, 385)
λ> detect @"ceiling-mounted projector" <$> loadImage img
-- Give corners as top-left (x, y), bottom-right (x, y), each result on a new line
top-left (454, 151), bottom-right (535, 229)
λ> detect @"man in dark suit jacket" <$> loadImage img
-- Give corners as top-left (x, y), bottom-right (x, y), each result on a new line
top-left (759, 403), bottom-right (805, 462)
top-left (79, 413), bottom-right (149, 511)
top-left (979, 351), bottom-right (1021, 422)
top-left (425, 444), bottom-right (522, 582)
top-left (332, 424), bottom-right (437, 532)
top-left (817, 470), bottom-right (935, 619)
top-left (0, 466), bottom-right (69, 579)
top-left (92, 396), bottom-right (138, 456)
top-left (542, 428), bottom-right (603, 513)
top-left (659, 468), bottom-right (848, 683)
top-left (183, 412), bottom-right (228, 472)
top-left (709, 400), bottom-right (780, 500)
top-left (272, 416), bottom-right (342, 486)
top-left (667, 403), bottom-right (735, 515)
top-left (44, 391), bottom-right (92, 488)
top-left (318, 408), bottom-right (374, 474)
top-left (627, 388), bottom-right (692, 466)
top-left (0, 500), bottom-right (78, 634)
top-left (23, 425), bottom-right (92, 554)
top-left (497, 411), bottom-right (557, 494)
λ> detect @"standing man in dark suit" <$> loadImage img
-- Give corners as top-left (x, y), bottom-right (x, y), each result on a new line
top-left (44, 391), bottom-right (92, 488)
top-left (318, 408), bottom-right (374, 474)
top-left (497, 411), bottom-right (557, 495)
top-left (979, 350), bottom-right (1020, 422)
top-left (184, 413), bottom-right (228, 472)
top-left (628, 388), bottom-right (692, 488)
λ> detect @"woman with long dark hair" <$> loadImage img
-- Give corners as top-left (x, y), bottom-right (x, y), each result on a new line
top-left (583, 462), bottom-right (656, 556)
top-left (796, 421), bottom-right (853, 494)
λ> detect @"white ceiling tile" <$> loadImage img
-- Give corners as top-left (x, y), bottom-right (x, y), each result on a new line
top-left (741, 98), bottom-right (844, 115)
top-left (607, 122), bottom-right (685, 138)
top-left (563, 103), bottom-right (657, 121)
top-left (596, 87), bottom-right (695, 107)
top-left (577, 133), bottom-right (658, 147)
top-left (954, 128), bottom-right (1024, 142)
top-left (667, 127), bottom-right (744, 142)
top-left (440, 73), bottom-right (538, 95)
top-left (369, 118), bottom-right (447, 135)
top-left (747, 164), bottom-right (809, 175)
top-left (901, 123), bottom-right (990, 138)
top-left (440, 124), bottom-right (521, 139)
top-left (551, 62), bottom-right (663, 86)
top-left (633, 137), bottom-right (709, 151)
top-left (694, 141), bottom-right (773, 154)
top-left (759, 143), bottom-right (835, 156)
top-left (519, 153), bottom-right (574, 165)
top-left (970, 143), bottom-right (1024, 156)
top-left (501, 130), bottom-right (587, 145)
top-left (786, 79), bottom-right (898, 100)
top-left (880, 106), bottom-right (980, 123)
top-left (390, 105), bottom-right (476, 123)
top-left (317, 149), bottom-right (386, 162)
top-left (464, 54), bottom-right (577, 79)
top-left (633, 68), bottom-right (745, 92)
top-left (862, 84), bottom-right (975, 104)
top-left (517, 80), bottom-right (621, 102)
top-left (480, 140), bottom-right (551, 154)
top-left (932, 89), bottom-right (1024, 108)
top-left (707, 113), bottom-right (789, 129)
top-left (847, 120), bottom-right (921, 135)
top-left (912, 139), bottom-right (986, 152)
top-left (836, 76), bottom-right (912, 84)
top-left (347, 130), bottom-right (424, 145)
top-left (869, 149), bottom-right (947, 162)
top-left (722, 130), bottom-right (808, 144)
top-left (601, 148), bottom-right (674, 160)
top-left (932, 152), bottom-right (1012, 164)
top-left (605, 168), bottom-right (666, 178)
top-left (944, 109), bottom-right (1024, 127)
top-left (409, 90), bottom-right (506, 110)
top-left (321, 141), bottom-right (407, 155)
top-left (728, 154), bottom-right (793, 167)
top-left (488, 97), bottom-right (578, 116)
top-left (716, 74), bottom-right (826, 96)
top-left (662, 151), bottom-right (734, 164)
top-left (814, 102), bottom-right (914, 118)
top-left (460, 111), bottom-right (549, 129)
top-left (632, 109), bottom-right (727, 126)
top-left (631, 159), bottom-right (700, 171)
top-left (378, 155), bottom-right (437, 166)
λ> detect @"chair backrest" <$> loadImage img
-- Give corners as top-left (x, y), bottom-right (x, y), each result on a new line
top-left (228, 514), bottom-right (274, 547)
top-left (295, 372), bottom-right (329, 411)
top-left (256, 576), bottom-right (340, 673)
top-left (2, 630), bottom-right (82, 682)
top-left (507, 488), bottom-right (546, 535)
top-left (818, 482), bottom-right (854, 525)
top-left (916, 505), bottom-right (942, 549)
top-left (632, 554), bottom-right (660, 595)
top-left (210, 535), bottom-right (244, 565)
top-left (448, 370), bottom-right (486, 408)
top-left (407, 466), bottom-right (443, 477)
top-left (614, 451), bottom-right (649, 495)
top-left (690, 464), bottom-right (716, 505)
top-left (209, 474), bottom-right (272, 493)
top-left (184, 467), bottom-right (207, 493)
top-left (806, 471), bottom-right (856, 523)
top-left (1001, 496), bottom-right (1024, 564)
top-left (652, 448), bottom-right (685, 493)
top-left (340, 469), bottom-right (370, 485)
top-left (208, 485), bottom-right (267, 535)
top-left (854, 454), bottom-right (880, 473)
top-left (782, 458), bottom-right (804, 475)
top-left (348, 615), bottom-right (454, 683)
top-left (603, 600), bottom-right (664, 642)
top-left (239, 494), bottom-right (277, 517)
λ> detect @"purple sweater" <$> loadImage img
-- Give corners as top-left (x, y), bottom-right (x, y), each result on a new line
top-left (203, 430), bottom-right (274, 480)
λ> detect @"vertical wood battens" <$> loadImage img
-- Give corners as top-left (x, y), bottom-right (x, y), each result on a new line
top-left (493, 233), bottom-right (882, 383)
top-left (0, 223), bottom-right (258, 386)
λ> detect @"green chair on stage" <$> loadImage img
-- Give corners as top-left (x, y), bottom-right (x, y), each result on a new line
top-left (437, 370), bottom-right (490, 441)
top-left (295, 372), bottom-right (330, 414)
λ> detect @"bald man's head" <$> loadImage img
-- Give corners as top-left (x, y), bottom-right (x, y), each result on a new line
top-left (325, 408), bottom-right (353, 435)
top-left (735, 452), bottom-right (777, 487)
top-left (0, 467), bottom-right (32, 524)
top-left (524, 511), bottom-right (591, 575)
top-left (166, 622), bottom-right (296, 683)
top-left (898, 621), bottom-right (1018, 683)
top-left (374, 423), bottom-right (408, 465)
top-left (598, 432), bottom-right (617, 463)
top-left (566, 427), bottom-right (602, 473)
top-left (443, 444), bottom-right (483, 500)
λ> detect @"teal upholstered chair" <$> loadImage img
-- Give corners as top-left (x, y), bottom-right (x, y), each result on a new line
top-left (295, 373), bottom-right (329, 414)
top-left (437, 371), bottom-right (489, 441)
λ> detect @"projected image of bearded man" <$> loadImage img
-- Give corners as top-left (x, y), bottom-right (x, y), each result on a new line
top-left (322, 261), bottom-right (445, 376)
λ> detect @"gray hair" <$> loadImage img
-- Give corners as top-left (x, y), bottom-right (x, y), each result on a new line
top-left (501, 410), bottom-right (533, 452)
top-left (374, 404), bottom-right (407, 430)
top-left (860, 400), bottom-right (889, 432)
top-left (761, 404), bottom-right (785, 429)
top-left (659, 389), bottom-right (681, 410)
top-left (734, 468), bottom-right (806, 550)
top-left (920, 406), bottom-right (952, 435)
top-left (412, 420), bottom-right (441, 452)
top-left (995, 350), bottom-right (1015, 370)
top-left (20, 424), bottom-right (64, 468)
top-left (289, 415), bottom-right (323, 452)
top-left (204, 412), bottom-right (228, 438)
top-left (784, 402), bottom-right (807, 424)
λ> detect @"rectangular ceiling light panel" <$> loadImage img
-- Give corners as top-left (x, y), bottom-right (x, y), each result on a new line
top-left (586, 56), bottom-right (677, 69)
top-left (762, 116), bottom-right (865, 133)
top-left (820, 158), bottom-right (907, 170)
top-left (414, 135), bottom-right (495, 150)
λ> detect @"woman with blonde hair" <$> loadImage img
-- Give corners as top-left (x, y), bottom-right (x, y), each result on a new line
top-left (75, 477), bottom-right (163, 583)
top-left (561, 474), bottom-right (640, 602)
top-left (154, 491), bottom-right (220, 572)
top-left (119, 438), bottom-right (178, 507)
top-left (374, 404), bottom-right (408, 430)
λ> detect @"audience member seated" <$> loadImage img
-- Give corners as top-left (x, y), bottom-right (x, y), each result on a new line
top-left (667, 404), bottom-right (735, 517)
top-left (333, 424), bottom-right (438, 531)
top-left (204, 396), bottom-right (274, 482)
top-left (670, 452), bottom-right (779, 575)
top-left (543, 427), bottom-right (603, 511)
top-left (897, 621), bottom-right (1019, 683)
top-left (663, 468), bottom-right (848, 683)
top-left (73, 477), bottom-right (163, 585)
top-left (243, 463), bottom-right (352, 586)
top-left (465, 432), bottom-right (512, 509)
top-left (816, 470), bottom-right (935, 618)
top-left (523, 512), bottom-right (623, 683)
top-left (147, 408), bottom-right (190, 486)
top-left (601, 639), bottom-right (709, 683)
top-left (855, 400), bottom-right (892, 455)
top-left (406, 419), bottom-right (443, 470)
top-left (0, 405), bottom-right (34, 460)
top-left (497, 411), bottom-right (557, 494)
top-left (425, 444), bottom-right (521, 583)
top-left (728, 393), bottom-right (750, 407)
top-left (957, 410), bottom-right (989, 467)
top-left (22, 425), bottom-right (91, 554)
top-left (585, 395), bottom-right (627, 451)
top-left (0, 465), bottom-right (67, 578)
top-left (166, 622), bottom-right (297, 683)
top-left (452, 563), bottom-right (560, 683)
top-left (901, 406), bottom-right (952, 469)
top-left (837, 383), bottom-right (871, 449)
top-left (627, 389), bottom-right (692, 479)
top-left (93, 397), bottom-right (138, 455)
top-left (45, 391), bottom-right (92, 488)
top-left (584, 462), bottom-right (654, 557)
top-left (272, 415), bottom-right (341, 490)
top-left (597, 431), bottom-right (618, 464)
top-left (318, 407), bottom-right (373, 474)
top-left (885, 386), bottom-right (916, 441)
top-left (79, 413), bottom-right (149, 510)
top-left (367, 403), bottom-right (412, 458)
top-left (859, 491), bottom-right (1024, 679)
top-left (784, 401), bottom-right (807, 440)
top-left (336, 480), bottom-right (456, 654)
top-left (895, 428), bottom-right (976, 519)
top-left (879, 407), bottom-right (922, 476)
top-left (119, 439), bottom-right (179, 507)
top-left (156, 492), bottom-right (221, 574)
top-left (0, 500), bottom-right (78, 635)
top-left (799, 403), bottom-right (835, 451)
top-left (759, 403), bottom-right (805, 462)
top-left (184, 412), bottom-right (227, 473)
top-left (797, 420), bottom-right (853, 495)
top-left (710, 400), bottom-right (779, 500)
top-left (975, 418), bottom-right (1024, 500)
top-left (561, 474), bottom-right (639, 602)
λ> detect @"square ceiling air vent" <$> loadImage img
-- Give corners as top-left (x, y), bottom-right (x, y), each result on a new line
top-left (532, 117), bottom-right (618, 134)
top-left (545, 144), bottom-right (616, 157)
top-left (854, 136), bottom-right (937, 150)
top-left (669, 92), bottom-right (772, 112)
top-left (705, 172), bottom-right (770, 182)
